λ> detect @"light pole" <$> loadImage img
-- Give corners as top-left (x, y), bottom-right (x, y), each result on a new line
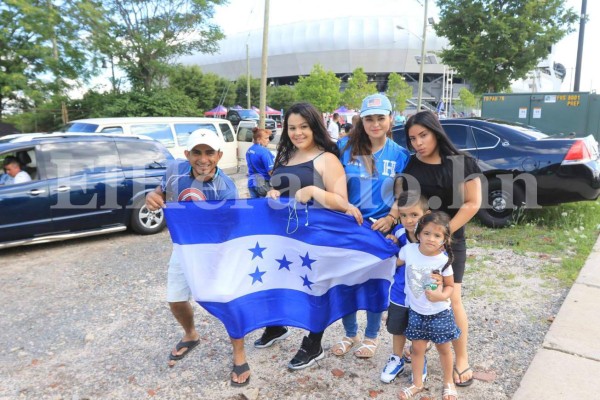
top-left (397, 0), bottom-right (429, 111)
top-left (417, 0), bottom-right (428, 110)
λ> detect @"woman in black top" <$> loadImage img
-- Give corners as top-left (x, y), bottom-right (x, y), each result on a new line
top-left (254, 102), bottom-right (355, 370)
top-left (403, 111), bottom-right (482, 387)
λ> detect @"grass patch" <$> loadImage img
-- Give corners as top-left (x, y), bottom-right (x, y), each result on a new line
top-left (468, 200), bottom-right (600, 286)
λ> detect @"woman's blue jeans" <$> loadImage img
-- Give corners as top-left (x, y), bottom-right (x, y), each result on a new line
top-left (342, 311), bottom-right (382, 339)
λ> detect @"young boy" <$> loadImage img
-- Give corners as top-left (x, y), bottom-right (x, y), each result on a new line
top-left (381, 190), bottom-right (430, 383)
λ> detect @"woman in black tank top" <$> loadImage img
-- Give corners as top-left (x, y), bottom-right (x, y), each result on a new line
top-left (255, 102), bottom-right (358, 370)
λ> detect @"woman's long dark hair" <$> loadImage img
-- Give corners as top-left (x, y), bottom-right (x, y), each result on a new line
top-left (414, 211), bottom-right (454, 272)
top-left (273, 102), bottom-right (339, 168)
top-left (404, 111), bottom-right (462, 157)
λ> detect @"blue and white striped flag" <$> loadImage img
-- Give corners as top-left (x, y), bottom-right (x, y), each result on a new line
top-left (165, 199), bottom-right (398, 339)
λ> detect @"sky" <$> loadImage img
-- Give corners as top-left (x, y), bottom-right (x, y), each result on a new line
top-left (208, 0), bottom-right (599, 93)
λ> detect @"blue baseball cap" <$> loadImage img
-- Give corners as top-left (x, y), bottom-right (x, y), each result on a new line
top-left (360, 94), bottom-right (392, 117)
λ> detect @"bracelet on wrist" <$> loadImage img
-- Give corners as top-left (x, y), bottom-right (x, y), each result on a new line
top-left (386, 214), bottom-right (398, 226)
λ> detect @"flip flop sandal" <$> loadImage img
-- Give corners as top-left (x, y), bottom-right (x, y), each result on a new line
top-left (168, 338), bottom-right (200, 361)
top-left (453, 366), bottom-right (474, 387)
top-left (442, 383), bottom-right (458, 400)
top-left (354, 338), bottom-right (378, 358)
top-left (230, 362), bottom-right (251, 387)
top-left (331, 336), bottom-right (360, 356)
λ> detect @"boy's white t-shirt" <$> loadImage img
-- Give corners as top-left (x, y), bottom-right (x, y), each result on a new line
top-left (399, 243), bottom-right (453, 315)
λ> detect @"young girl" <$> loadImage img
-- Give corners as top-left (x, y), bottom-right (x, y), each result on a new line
top-left (380, 190), bottom-right (429, 384)
top-left (398, 211), bottom-right (460, 400)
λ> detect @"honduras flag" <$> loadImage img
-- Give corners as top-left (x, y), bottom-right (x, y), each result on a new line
top-left (164, 198), bottom-right (398, 339)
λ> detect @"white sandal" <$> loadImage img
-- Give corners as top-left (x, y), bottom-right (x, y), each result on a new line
top-left (331, 336), bottom-right (360, 356)
top-left (399, 384), bottom-right (424, 400)
top-left (354, 338), bottom-right (378, 358)
top-left (442, 383), bottom-right (458, 400)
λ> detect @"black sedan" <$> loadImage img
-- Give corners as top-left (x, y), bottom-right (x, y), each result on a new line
top-left (392, 118), bottom-right (600, 227)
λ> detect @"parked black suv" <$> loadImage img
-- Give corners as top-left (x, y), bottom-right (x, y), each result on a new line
top-left (0, 134), bottom-right (173, 249)
top-left (226, 108), bottom-right (277, 131)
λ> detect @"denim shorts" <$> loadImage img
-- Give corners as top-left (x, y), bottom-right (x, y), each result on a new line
top-left (405, 308), bottom-right (461, 344)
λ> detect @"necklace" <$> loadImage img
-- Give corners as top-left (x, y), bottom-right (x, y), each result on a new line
top-left (371, 139), bottom-right (386, 162)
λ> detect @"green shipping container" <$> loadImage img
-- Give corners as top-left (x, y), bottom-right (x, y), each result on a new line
top-left (481, 92), bottom-right (600, 141)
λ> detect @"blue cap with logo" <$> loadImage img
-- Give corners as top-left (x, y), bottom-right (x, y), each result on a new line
top-left (360, 93), bottom-right (392, 117)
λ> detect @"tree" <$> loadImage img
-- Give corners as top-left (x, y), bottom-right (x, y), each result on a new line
top-left (267, 85), bottom-right (297, 112)
top-left (234, 76), bottom-right (261, 107)
top-left (342, 67), bottom-right (377, 110)
top-left (95, 0), bottom-right (226, 92)
top-left (295, 64), bottom-right (341, 113)
top-left (435, 0), bottom-right (578, 93)
top-left (457, 88), bottom-right (477, 109)
top-left (0, 0), bottom-right (101, 119)
top-left (385, 73), bottom-right (413, 112)
top-left (214, 77), bottom-right (237, 108)
top-left (168, 65), bottom-right (218, 112)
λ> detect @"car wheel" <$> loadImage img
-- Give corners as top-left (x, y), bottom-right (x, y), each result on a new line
top-left (477, 178), bottom-right (525, 228)
top-left (130, 197), bottom-right (166, 235)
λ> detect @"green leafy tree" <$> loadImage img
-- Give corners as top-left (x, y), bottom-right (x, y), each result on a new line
top-left (267, 85), bottom-right (297, 112)
top-left (234, 77), bottom-right (261, 108)
top-left (435, 0), bottom-right (578, 93)
top-left (342, 67), bottom-right (377, 110)
top-left (457, 87), bottom-right (477, 109)
top-left (214, 77), bottom-right (237, 108)
top-left (168, 65), bottom-right (218, 112)
top-left (94, 0), bottom-right (226, 92)
top-left (102, 89), bottom-right (199, 117)
top-left (67, 88), bottom-right (199, 119)
top-left (295, 64), bottom-right (341, 113)
top-left (385, 73), bottom-right (413, 112)
top-left (0, 0), bottom-right (101, 118)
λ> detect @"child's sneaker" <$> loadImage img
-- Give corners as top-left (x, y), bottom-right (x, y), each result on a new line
top-left (380, 354), bottom-right (405, 383)
top-left (410, 355), bottom-right (428, 384)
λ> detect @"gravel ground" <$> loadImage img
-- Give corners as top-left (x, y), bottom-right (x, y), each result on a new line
top-left (0, 228), bottom-right (569, 400)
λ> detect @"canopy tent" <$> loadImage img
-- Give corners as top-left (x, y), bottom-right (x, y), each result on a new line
top-left (204, 105), bottom-right (227, 117)
top-left (251, 105), bottom-right (283, 116)
top-left (334, 106), bottom-right (350, 113)
top-left (265, 106), bottom-right (282, 115)
top-left (231, 105), bottom-right (243, 110)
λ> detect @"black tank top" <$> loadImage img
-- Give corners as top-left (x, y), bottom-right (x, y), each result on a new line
top-left (271, 152), bottom-right (326, 198)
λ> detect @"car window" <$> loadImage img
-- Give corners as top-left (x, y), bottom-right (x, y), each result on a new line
top-left (41, 141), bottom-right (121, 179)
top-left (392, 127), bottom-right (408, 149)
top-left (174, 123), bottom-right (217, 147)
top-left (219, 123), bottom-right (234, 143)
top-left (59, 122), bottom-right (99, 133)
top-left (130, 124), bottom-right (174, 148)
top-left (442, 124), bottom-right (476, 150)
top-left (472, 128), bottom-right (500, 148)
top-left (0, 148), bottom-right (37, 183)
top-left (237, 127), bottom-right (254, 143)
top-left (116, 141), bottom-right (169, 170)
top-left (238, 110), bottom-right (259, 119)
top-left (100, 126), bottom-right (124, 134)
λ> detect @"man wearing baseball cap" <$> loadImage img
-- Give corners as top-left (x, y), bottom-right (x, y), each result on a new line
top-left (146, 129), bottom-right (251, 386)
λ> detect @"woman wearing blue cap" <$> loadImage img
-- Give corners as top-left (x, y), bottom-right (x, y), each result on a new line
top-left (333, 93), bottom-right (410, 359)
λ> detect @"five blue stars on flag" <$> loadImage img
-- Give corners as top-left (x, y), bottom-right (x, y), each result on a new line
top-left (247, 241), bottom-right (316, 290)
